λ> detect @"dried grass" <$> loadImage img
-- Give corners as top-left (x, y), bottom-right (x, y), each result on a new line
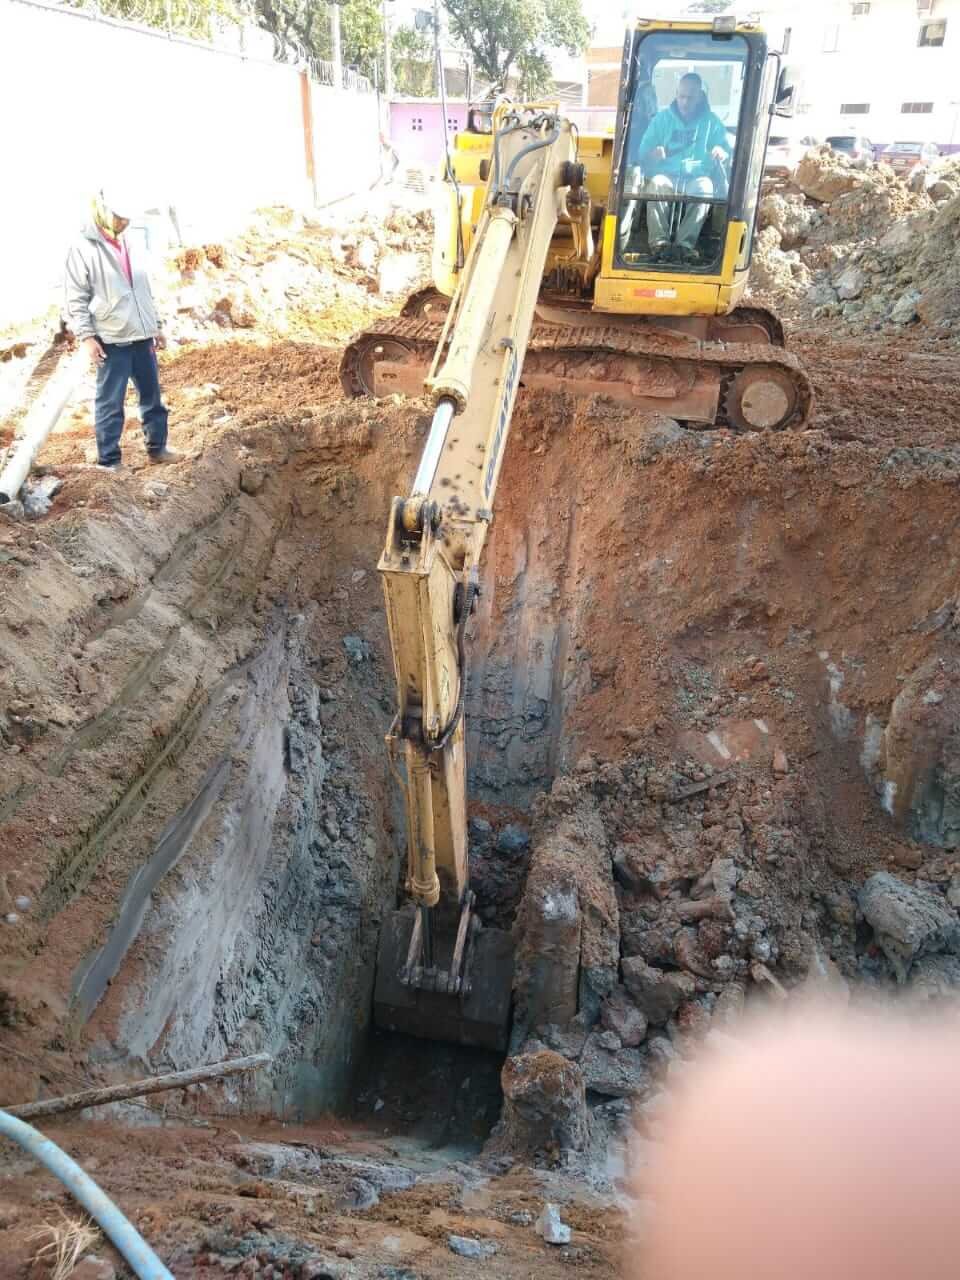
top-left (29, 1209), bottom-right (101, 1279)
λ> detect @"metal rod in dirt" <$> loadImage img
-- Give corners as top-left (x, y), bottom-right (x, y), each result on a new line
top-left (4, 1052), bottom-right (272, 1120)
top-left (0, 351), bottom-right (84, 504)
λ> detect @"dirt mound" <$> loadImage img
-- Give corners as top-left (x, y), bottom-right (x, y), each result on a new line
top-left (794, 145), bottom-right (867, 203)
top-left (155, 202), bottom-right (433, 348)
top-left (753, 148), bottom-right (960, 336)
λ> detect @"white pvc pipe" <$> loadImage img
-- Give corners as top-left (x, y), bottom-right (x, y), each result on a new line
top-left (0, 352), bottom-right (85, 504)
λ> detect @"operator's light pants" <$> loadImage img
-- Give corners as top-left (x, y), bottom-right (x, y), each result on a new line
top-left (646, 173), bottom-right (714, 250)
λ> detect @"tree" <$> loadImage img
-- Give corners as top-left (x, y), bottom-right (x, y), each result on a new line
top-left (441, 0), bottom-right (591, 97)
top-left (340, 0), bottom-right (384, 81)
top-left (393, 22), bottom-right (434, 97)
top-left (68, 0), bottom-right (242, 41)
top-left (246, 0), bottom-right (329, 61)
top-left (248, 0), bottom-right (382, 76)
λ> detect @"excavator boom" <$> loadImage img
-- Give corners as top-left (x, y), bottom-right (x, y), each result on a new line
top-left (373, 109), bottom-right (590, 1050)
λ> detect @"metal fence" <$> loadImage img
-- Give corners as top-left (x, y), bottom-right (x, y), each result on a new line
top-left (309, 55), bottom-right (373, 94)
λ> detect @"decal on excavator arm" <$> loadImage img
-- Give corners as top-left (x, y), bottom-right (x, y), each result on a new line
top-left (484, 348), bottom-right (519, 501)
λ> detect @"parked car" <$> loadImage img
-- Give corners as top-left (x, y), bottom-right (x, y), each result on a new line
top-left (764, 133), bottom-right (818, 177)
top-left (880, 140), bottom-right (940, 175)
top-left (825, 134), bottom-right (876, 168)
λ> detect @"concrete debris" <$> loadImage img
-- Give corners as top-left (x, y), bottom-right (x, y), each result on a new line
top-left (858, 872), bottom-right (960, 982)
top-left (890, 290), bottom-right (921, 325)
top-left (835, 266), bottom-right (866, 302)
top-left (599, 985), bottom-right (648, 1047)
top-left (794, 146), bottom-right (867, 203)
top-left (755, 147), bottom-right (960, 334)
top-left (537, 1204), bottom-right (572, 1246)
top-left (579, 1031), bottom-right (651, 1098)
top-left (909, 953), bottom-right (960, 1000)
top-left (621, 957), bottom-right (696, 1026)
top-left (448, 1235), bottom-right (499, 1259)
top-left (20, 473), bottom-right (63, 516)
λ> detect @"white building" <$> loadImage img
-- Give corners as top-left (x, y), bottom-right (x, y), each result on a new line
top-left (750, 0), bottom-right (960, 149)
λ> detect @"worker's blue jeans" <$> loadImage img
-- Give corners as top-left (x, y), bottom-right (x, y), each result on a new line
top-left (94, 339), bottom-right (168, 466)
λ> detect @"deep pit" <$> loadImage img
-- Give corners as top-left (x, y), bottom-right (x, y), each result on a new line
top-left (4, 339), bottom-right (959, 1094)
top-left (2, 196), bottom-right (960, 1275)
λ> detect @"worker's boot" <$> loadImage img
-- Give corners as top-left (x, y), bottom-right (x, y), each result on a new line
top-left (147, 447), bottom-right (182, 465)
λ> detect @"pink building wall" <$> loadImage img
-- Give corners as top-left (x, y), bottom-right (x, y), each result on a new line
top-left (390, 101), bottom-right (468, 170)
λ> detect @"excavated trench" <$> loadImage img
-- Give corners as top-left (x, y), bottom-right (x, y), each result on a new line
top-left (3, 340), bottom-right (960, 1148)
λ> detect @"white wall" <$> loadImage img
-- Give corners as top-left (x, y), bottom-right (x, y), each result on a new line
top-left (755, 0), bottom-right (960, 148)
top-left (0, 0), bottom-right (382, 326)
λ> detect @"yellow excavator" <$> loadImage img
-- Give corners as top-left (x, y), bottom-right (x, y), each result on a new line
top-left (348, 18), bottom-right (812, 1052)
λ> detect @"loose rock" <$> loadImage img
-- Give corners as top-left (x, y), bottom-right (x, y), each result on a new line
top-left (537, 1204), bottom-right (572, 1246)
top-left (858, 872), bottom-right (960, 981)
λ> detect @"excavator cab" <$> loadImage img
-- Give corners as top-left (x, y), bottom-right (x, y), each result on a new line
top-left (616, 28), bottom-right (754, 271)
top-left (596, 19), bottom-right (791, 317)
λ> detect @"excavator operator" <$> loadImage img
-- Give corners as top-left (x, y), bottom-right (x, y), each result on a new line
top-left (632, 71), bottom-right (731, 263)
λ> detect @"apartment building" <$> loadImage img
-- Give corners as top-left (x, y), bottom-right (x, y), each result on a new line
top-left (754, 0), bottom-right (960, 148)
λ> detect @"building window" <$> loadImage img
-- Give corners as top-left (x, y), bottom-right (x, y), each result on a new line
top-left (841, 103), bottom-right (870, 114)
top-left (851, 1), bottom-right (870, 13)
top-left (447, 117), bottom-right (458, 131)
top-left (411, 117), bottom-right (424, 132)
top-left (823, 23), bottom-right (840, 50)
top-left (902, 101), bottom-right (934, 113)
top-left (919, 19), bottom-right (947, 45)
top-left (782, 26), bottom-right (792, 53)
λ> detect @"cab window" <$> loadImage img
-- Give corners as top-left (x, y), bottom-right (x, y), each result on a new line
top-left (618, 31), bottom-right (749, 271)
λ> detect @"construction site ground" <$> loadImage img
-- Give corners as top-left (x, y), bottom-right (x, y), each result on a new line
top-left (2, 171), bottom-right (960, 1278)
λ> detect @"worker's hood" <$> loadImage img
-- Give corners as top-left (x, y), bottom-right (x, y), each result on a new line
top-left (671, 92), bottom-right (709, 125)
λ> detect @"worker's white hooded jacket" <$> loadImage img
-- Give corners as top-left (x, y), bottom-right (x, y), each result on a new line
top-left (63, 224), bottom-right (161, 344)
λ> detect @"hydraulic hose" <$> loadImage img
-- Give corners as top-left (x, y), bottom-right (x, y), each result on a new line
top-left (0, 1109), bottom-right (174, 1280)
top-left (502, 124), bottom-right (561, 196)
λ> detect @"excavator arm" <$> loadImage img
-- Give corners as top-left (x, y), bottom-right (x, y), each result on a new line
top-left (374, 108), bottom-right (591, 1050)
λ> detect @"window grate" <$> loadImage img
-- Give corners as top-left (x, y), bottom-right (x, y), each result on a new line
top-left (841, 103), bottom-right (870, 114)
top-left (902, 101), bottom-right (934, 113)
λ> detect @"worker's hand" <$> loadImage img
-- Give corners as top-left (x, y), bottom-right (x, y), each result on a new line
top-left (652, 145), bottom-right (667, 161)
top-left (83, 336), bottom-right (106, 368)
top-left (153, 333), bottom-right (167, 353)
top-left (711, 145), bottom-right (728, 163)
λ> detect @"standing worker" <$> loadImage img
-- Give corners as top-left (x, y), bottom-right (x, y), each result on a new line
top-left (64, 189), bottom-right (179, 472)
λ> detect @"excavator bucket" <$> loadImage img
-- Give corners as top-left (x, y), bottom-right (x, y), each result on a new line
top-left (374, 906), bottom-right (515, 1053)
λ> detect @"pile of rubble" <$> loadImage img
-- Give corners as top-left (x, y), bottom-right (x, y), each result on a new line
top-left (496, 747), bottom-right (960, 1164)
top-left (754, 145), bottom-right (960, 334)
top-left (153, 201), bottom-right (433, 347)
